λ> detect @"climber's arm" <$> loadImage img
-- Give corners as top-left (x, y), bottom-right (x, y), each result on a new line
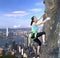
top-left (38, 13), bottom-right (45, 21)
top-left (33, 17), bottom-right (50, 26)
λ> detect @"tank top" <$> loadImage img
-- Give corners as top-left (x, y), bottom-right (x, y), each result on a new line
top-left (31, 25), bottom-right (38, 33)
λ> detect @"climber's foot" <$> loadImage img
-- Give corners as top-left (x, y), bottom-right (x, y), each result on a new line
top-left (43, 41), bottom-right (47, 46)
top-left (37, 55), bottom-right (40, 58)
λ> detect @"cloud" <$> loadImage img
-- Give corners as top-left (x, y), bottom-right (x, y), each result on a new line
top-left (12, 11), bottom-right (26, 14)
top-left (13, 25), bottom-right (21, 28)
top-left (4, 8), bottom-right (42, 17)
top-left (26, 24), bottom-right (31, 28)
top-left (29, 8), bottom-right (42, 12)
top-left (4, 11), bottom-right (29, 17)
top-left (35, 1), bottom-right (44, 6)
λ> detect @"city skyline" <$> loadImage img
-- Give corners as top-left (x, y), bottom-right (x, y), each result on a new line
top-left (0, 0), bottom-right (45, 28)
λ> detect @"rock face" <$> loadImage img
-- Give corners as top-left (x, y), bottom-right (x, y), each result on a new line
top-left (40, 0), bottom-right (60, 58)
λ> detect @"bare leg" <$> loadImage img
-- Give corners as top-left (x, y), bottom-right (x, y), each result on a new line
top-left (42, 34), bottom-right (46, 45)
top-left (37, 46), bottom-right (41, 55)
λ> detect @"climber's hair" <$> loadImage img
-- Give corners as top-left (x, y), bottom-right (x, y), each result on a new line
top-left (31, 16), bottom-right (34, 26)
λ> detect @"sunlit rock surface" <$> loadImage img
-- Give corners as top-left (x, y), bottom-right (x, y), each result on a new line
top-left (40, 0), bottom-right (60, 58)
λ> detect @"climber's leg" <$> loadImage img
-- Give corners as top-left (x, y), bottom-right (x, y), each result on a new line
top-left (37, 32), bottom-right (47, 45)
top-left (34, 38), bottom-right (42, 55)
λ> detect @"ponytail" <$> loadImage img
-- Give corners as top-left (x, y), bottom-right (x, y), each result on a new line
top-left (30, 16), bottom-right (34, 25)
top-left (31, 20), bottom-right (34, 25)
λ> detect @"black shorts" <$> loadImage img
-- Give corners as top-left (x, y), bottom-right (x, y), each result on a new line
top-left (33, 31), bottom-right (46, 46)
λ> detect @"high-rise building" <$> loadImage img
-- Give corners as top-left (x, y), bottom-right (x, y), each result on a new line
top-left (6, 28), bottom-right (9, 37)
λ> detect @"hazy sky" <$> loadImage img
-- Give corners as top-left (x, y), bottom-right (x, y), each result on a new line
top-left (0, 0), bottom-right (45, 28)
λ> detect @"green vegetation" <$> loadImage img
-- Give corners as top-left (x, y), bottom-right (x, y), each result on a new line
top-left (0, 55), bottom-right (17, 58)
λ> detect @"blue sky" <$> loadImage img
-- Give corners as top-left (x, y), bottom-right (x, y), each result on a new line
top-left (0, 0), bottom-right (45, 28)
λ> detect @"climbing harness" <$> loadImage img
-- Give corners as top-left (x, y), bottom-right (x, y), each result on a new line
top-left (29, 32), bottom-right (37, 40)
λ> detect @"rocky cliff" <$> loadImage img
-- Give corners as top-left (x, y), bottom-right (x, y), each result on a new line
top-left (40, 0), bottom-right (60, 58)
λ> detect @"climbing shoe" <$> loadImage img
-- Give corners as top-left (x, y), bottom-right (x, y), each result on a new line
top-left (37, 55), bottom-right (40, 58)
top-left (43, 41), bottom-right (47, 46)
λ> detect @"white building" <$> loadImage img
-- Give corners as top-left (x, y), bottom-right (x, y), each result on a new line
top-left (6, 28), bottom-right (9, 37)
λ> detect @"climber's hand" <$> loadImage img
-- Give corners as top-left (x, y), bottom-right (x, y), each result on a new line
top-left (46, 17), bottom-right (51, 20)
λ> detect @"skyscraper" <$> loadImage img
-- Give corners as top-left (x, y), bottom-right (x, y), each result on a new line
top-left (6, 28), bottom-right (9, 37)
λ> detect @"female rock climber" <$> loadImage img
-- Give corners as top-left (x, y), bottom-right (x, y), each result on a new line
top-left (29, 13), bottom-right (50, 56)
